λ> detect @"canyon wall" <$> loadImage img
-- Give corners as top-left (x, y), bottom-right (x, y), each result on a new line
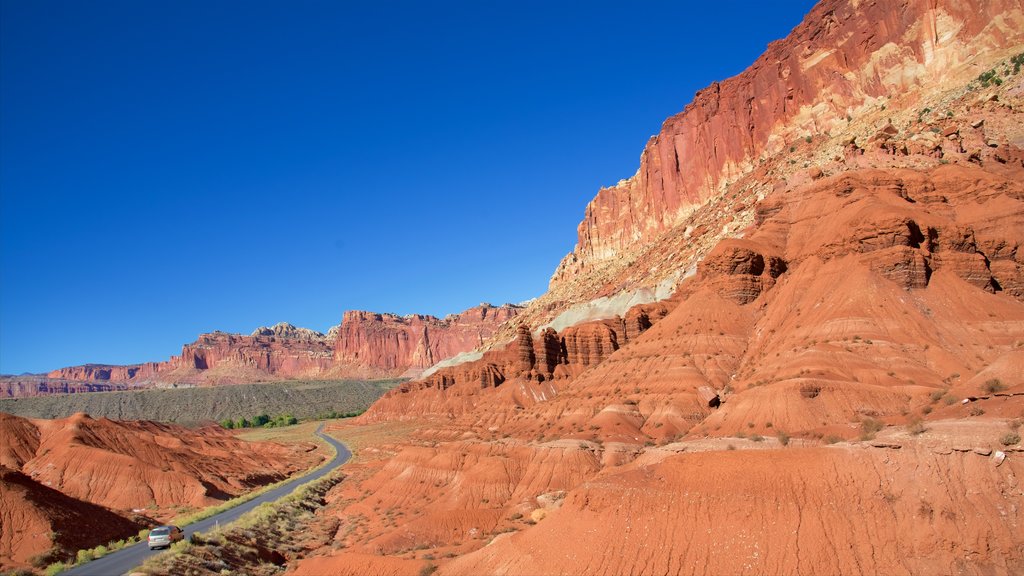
top-left (333, 304), bottom-right (521, 377)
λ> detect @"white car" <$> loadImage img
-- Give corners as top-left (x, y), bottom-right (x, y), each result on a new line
top-left (147, 525), bottom-right (184, 550)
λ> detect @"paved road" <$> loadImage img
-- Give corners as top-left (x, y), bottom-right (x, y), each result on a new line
top-left (62, 424), bottom-right (350, 576)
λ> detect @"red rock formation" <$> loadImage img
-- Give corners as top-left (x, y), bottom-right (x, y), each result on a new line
top-left (0, 466), bottom-right (145, 571)
top-left (333, 303), bottom-right (520, 377)
top-left (0, 411), bottom-right (317, 570)
top-left (364, 300), bottom-right (676, 421)
top-left (445, 446), bottom-right (1024, 576)
top-left (552, 0), bottom-right (1024, 287)
top-left (0, 375), bottom-right (132, 398)
top-left (46, 363), bottom-right (162, 382)
top-left (7, 305), bottom-right (520, 397)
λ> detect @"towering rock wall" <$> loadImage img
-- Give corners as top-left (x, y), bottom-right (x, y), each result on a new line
top-left (552, 0), bottom-right (1024, 287)
top-left (333, 304), bottom-right (521, 376)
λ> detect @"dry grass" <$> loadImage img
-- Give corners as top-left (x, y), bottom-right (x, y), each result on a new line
top-left (324, 420), bottom-right (422, 454)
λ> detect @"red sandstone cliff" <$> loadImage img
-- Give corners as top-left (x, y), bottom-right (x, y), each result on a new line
top-left (5, 306), bottom-right (520, 397)
top-left (538, 0), bottom-right (1024, 325)
top-left (333, 304), bottom-right (521, 377)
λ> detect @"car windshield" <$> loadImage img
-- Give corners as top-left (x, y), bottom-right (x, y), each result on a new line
top-left (150, 527), bottom-right (170, 536)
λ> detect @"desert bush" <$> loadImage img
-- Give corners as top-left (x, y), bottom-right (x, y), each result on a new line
top-left (982, 379), bottom-right (1006, 394)
top-left (1001, 433), bottom-right (1021, 446)
top-left (824, 435), bottom-right (841, 444)
top-left (44, 564), bottom-right (68, 576)
top-left (75, 549), bottom-right (95, 564)
top-left (800, 384), bottom-right (821, 399)
top-left (29, 549), bottom-right (61, 569)
top-left (907, 419), bottom-right (926, 435)
top-left (777, 431), bottom-right (791, 446)
top-left (860, 418), bottom-right (884, 440)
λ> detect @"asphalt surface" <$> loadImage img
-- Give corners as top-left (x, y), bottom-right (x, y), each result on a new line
top-left (62, 424), bottom-right (351, 576)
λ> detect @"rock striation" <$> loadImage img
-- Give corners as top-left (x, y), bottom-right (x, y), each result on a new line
top-left (552, 0), bottom-right (1024, 289)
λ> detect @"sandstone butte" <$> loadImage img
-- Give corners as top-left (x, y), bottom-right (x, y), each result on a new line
top-left (0, 303), bottom-right (521, 397)
top-left (280, 0), bottom-right (1024, 574)
top-left (5, 0), bottom-right (1024, 574)
top-left (0, 412), bottom-right (317, 571)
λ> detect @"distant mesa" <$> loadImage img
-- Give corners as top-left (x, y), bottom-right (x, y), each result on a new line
top-left (2, 302), bottom-right (521, 398)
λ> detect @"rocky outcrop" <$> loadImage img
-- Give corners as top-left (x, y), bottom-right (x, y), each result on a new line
top-left (333, 303), bottom-right (521, 377)
top-left (174, 330), bottom-right (336, 379)
top-left (364, 299), bottom-right (677, 421)
top-left (251, 322), bottom-right (331, 341)
top-left (46, 363), bottom-right (161, 382)
top-left (552, 0), bottom-right (1024, 290)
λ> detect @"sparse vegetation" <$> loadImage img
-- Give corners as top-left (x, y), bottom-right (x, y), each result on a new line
top-left (139, 472), bottom-right (344, 576)
top-left (0, 379), bottom-right (399, 425)
top-left (982, 379), bottom-right (1006, 394)
top-left (977, 68), bottom-right (1002, 87)
top-left (800, 383), bottom-right (821, 399)
top-left (1001, 433), bottom-right (1021, 446)
top-left (860, 417), bottom-right (884, 440)
top-left (907, 419), bottom-right (926, 435)
top-left (777, 431), bottom-right (791, 446)
top-left (1013, 52), bottom-right (1024, 75)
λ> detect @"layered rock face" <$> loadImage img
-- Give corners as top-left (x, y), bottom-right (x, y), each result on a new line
top-left (332, 304), bottom-right (521, 377)
top-left (5, 306), bottom-right (520, 397)
top-left (0, 412), bottom-right (317, 571)
top-left (167, 329), bottom-right (337, 383)
top-left (553, 0), bottom-right (1024, 287)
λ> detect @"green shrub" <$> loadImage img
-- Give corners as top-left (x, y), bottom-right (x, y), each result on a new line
top-left (44, 563), bottom-right (68, 576)
top-left (76, 549), bottom-right (95, 564)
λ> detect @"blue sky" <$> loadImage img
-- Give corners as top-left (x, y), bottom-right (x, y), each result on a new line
top-left (0, 0), bottom-right (816, 374)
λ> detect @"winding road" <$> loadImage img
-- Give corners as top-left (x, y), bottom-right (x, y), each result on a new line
top-left (62, 424), bottom-right (350, 576)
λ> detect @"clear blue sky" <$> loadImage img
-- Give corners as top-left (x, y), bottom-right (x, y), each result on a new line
top-left (0, 0), bottom-right (816, 374)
